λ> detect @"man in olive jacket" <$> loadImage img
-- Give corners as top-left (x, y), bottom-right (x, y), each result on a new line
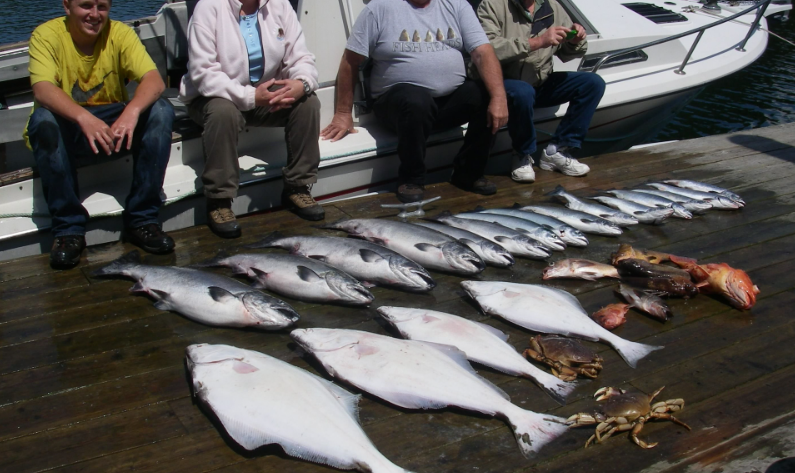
top-left (476, 0), bottom-right (605, 182)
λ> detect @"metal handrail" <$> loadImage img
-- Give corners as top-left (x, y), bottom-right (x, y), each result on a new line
top-left (589, 0), bottom-right (773, 74)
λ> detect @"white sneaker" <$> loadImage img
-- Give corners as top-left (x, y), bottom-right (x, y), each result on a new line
top-left (511, 153), bottom-right (536, 183)
top-left (540, 145), bottom-right (590, 177)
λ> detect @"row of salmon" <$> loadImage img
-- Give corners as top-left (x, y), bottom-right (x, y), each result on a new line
top-left (187, 280), bottom-right (663, 472)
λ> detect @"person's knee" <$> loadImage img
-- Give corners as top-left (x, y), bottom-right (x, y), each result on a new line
top-left (28, 108), bottom-right (62, 156)
top-left (148, 98), bottom-right (175, 127)
top-left (585, 73), bottom-right (606, 97)
top-left (506, 80), bottom-right (536, 109)
top-left (391, 86), bottom-right (434, 116)
top-left (204, 98), bottom-right (244, 129)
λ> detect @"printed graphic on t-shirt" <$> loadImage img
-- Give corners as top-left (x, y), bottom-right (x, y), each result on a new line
top-left (393, 27), bottom-right (462, 52)
top-left (69, 71), bottom-right (117, 105)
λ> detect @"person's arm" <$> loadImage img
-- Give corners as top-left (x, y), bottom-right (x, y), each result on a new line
top-left (320, 49), bottom-right (365, 142)
top-left (32, 81), bottom-right (116, 155)
top-left (469, 44), bottom-right (508, 134)
top-left (110, 69), bottom-right (165, 152)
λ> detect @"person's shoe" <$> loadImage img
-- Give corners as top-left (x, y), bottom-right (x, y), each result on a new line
top-left (539, 144), bottom-right (590, 176)
top-left (126, 223), bottom-right (175, 254)
top-left (50, 235), bottom-right (86, 270)
top-left (207, 198), bottom-right (242, 238)
top-left (511, 153), bottom-right (536, 183)
top-left (282, 185), bottom-right (325, 221)
top-left (451, 175), bottom-right (497, 196)
top-left (396, 183), bottom-right (425, 203)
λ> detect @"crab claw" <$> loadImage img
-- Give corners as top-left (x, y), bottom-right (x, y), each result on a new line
top-left (595, 386), bottom-right (625, 401)
top-left (567, 413), bottom-right (597, 426)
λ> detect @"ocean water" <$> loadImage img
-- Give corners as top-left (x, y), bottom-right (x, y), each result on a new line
top-left (2, 1), bottom-right (794, 143)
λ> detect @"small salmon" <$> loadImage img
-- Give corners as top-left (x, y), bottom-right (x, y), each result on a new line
top-left (543, 259), bottom-right (619, 281)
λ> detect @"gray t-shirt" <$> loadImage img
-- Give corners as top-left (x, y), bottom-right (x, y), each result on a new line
top-left (346, 0), bottom-right (489, 98)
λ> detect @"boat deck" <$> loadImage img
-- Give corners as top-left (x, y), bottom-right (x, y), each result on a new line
top-left (2, 123), bottom-right (795, 473)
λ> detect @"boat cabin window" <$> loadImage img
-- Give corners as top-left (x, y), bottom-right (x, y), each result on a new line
top-left (622, 3), bottom-right (688, 23)
top-left (578, 50), bottom-right (649, 72)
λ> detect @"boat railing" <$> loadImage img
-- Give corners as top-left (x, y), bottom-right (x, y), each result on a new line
top-left (588, 0), bottom-right (772, 74)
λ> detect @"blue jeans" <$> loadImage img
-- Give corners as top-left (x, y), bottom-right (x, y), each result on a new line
top-left (27, 98), bottom-right (174, 237)
top-left (505, 72), bottom-right (605, 156)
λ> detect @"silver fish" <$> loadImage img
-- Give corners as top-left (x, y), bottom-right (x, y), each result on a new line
top-left (92, 251), bottom-right (299, 329)
top-left (454, 211), bottom-right (566, 251)
top-left (542, 259), bottom-right (620, 281)
top-left (604, 190), bottom-right (692, 219)
top-left (250, 233), bottom-right (435, 292)
top-left (478, 207), bottom-right (589, 247)
top-left (194, 253), bottom-right (374, 305)
top-left (320, 219), bottom-right (485, 275)
top-left (377, 306), bottom-right (576, 403)
top-left (645, 183), bottom-right (741, 210)
top-left (590, 196), bottom-right (674, 225)
top-left (547, 185), bottom-right (638, 226)
top-left (291, 328), bottom-right (569, 457)
top-left (632, 189), bottom-right (713, 213)
top-left (662, 179), bottom-right (745, 206)
top-left (186, 344), bottom-right (411, 473)
top-left (617, 283), bottom-right (672, 322)
top-left (461, 281), bottom-right (663, 367)
top-left (415, 222), bottom-right (514, 267)
top-left (520, 205), bottom-right (623, 236)
top-left (433, 213), bottom-right (552, 259)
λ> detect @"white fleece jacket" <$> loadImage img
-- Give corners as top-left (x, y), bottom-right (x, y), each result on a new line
top-left (178, 0), bottom-right (318, 111)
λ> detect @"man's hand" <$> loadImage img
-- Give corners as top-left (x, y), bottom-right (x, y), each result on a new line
top-left (487, 97), bottom-right (509, 135)
top-left (255, 79), bottom-right (298, 111)
top-left (530, 26), bottom-right (570, 50)
top-left (110, 108), bottom-right (141, 152)
top-left (77, 111), bottom-right (115, 155)
top-left (320, 112), bottom-right (357, 142)
top-left (569, 23), bottom-right (586, 44)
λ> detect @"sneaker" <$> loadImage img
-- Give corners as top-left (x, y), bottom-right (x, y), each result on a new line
top-left (125, 223), bottom-right (175, 254)
top-left (282, 185), bottom-right (325, 221)
top-left (539, 144), bottom-right (590, 176)
top-left (50, 235), bottom-right (86, 270)
top-left (511, 153), bottom-right (536, 183)
top-left (396, 183), bottom-right (425, 203)
top-left (207, 198), bottom-right (241, 238)
top-left (451, 175), bottom-right (497, 196)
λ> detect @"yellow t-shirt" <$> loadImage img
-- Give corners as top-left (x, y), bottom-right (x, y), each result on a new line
top-left (24, 18), bottom-right (157, 147)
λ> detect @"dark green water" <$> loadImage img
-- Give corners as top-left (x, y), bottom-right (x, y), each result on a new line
top-left (3, 1), bottom-right (794, 144)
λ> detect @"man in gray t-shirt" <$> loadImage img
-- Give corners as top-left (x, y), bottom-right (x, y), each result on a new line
top-left (321, 0), bottom-right (508, 204)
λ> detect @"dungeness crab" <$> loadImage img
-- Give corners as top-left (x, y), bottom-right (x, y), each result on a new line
top-left (523, 335), bottom-right (603, 381)
top-left (567, 386), bottom-right (691, 448)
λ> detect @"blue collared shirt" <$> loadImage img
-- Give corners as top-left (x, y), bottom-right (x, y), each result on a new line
top-left (238, 11), bottom-right (264, 84)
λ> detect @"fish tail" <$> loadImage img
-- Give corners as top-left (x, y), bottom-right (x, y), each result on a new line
top-left (191, 250), bottom-right (230, 268)
top-left (425, 210), bottom-right (453, 222)
top-left (607, 335), bottom-right (663, 368)
top-left (313, 218), bottom-right (348, 230)
top-left (546, 185), bottom-right (566, 197)
top-left (246, 231), bottom-right (284, 249)
top-left (524, 368), bottom-right (577, 405)
top-left (90, 250), bottom-right (141, 277)
top-left (505, 407), bottom-right (568, 457)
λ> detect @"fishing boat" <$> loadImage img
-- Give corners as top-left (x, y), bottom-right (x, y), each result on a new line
top-left (0, 0), bottom-right (789, 261)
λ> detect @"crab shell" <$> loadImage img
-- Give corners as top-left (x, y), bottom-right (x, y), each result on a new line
top-left (532, 335), bottom-right (602, 364)
top-left (600, 391), bottom-right (653, 420)
top-left (669, 256), bottom-right (760, 309)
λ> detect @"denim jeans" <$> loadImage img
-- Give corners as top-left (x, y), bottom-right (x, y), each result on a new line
top-left (372, 81), bottom-right (493, 186)
top-left (27, 98), bottom-right (174, 237)
top-left (504, 72), bottom-right (605, 156)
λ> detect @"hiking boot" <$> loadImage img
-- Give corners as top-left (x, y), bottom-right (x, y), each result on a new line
top-left (50, 234), bottom-right (86, 270)
top-left (207, 198), bottom-right (241, 238)
top-left (125, 223), bottom-right (175, 254)
top-left (396, 183), bottom-right (425, 203)
top-left (511, 153), bottom-right (536, 183)
top-left (539, 144), bottom-right (590, 177)
top-left (282, 185), bottom-right (325, 221)
top-left (451, 175), bottom-right (497, 196)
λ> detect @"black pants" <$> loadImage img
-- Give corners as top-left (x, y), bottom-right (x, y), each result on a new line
top-left (372, 80), bottom-right (492, 186)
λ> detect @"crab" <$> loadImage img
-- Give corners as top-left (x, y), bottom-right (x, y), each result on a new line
top-left (523, 335), bottom-right (603, 381)
top-left (567, 386), bottom-right (691, 449)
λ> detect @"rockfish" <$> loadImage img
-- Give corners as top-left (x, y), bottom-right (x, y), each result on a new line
top-left (592, 303), bottom-right (630, 330)
top-left (669, 256), bottom-right (759, 309)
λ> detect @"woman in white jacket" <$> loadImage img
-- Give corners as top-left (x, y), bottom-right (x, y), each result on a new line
top-left (179, 0), bottom-right (323, 237)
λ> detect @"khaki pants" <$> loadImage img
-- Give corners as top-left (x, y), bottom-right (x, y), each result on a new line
top-left (187, 94), bottom-right (321, 199)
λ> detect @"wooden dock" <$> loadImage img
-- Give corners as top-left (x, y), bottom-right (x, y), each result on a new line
top-left (2, 122), bottom-right (795, 473)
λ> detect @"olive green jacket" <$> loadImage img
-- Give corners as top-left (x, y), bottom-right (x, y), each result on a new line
top-left (472, 0), bottom-right (587, 87)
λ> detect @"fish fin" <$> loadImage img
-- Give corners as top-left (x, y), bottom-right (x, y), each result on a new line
top-left (494, 236), bottom-right (512, 244)
top-left (307, 254), bottom-right (327, 263)
top-left (504, 408), bottom-right (568, 458)
top-left (151, 290), bottom-right (173, 311)
top-left (190, 250), bottom-right (231, 268)
top-left (208, 286), bottom-right (237, 303)
top-left (511, 202), bottom-right (523, 209)
top-left (90, 250), bottom-right (141, 277)
top-left (297, 266), bottom-right (324, 283)
top-left (471, 320), bottom-right (510, 342)
top-left (606, 335), bottom-right (664, 368)
top-left (420, 340), bottom-right (510, 401)
top-left (473, 205), bottom-right (486, 212)
top-left (415, 242), bottom-right (439, 252)
top-left (245, 231), bottom-right (284, 249)
top-left (250, 267), bottom-right (269, 279)
top-left (359, 248), bottom-right (385, 263)
top-left (425, 210), bottom-right (452, 222)
top-left (130, 281), bottom-right (148, 294)
top-left (546, 185), bottom-right (566, 197)
top-left (314, 217), bottom-right (348, 230)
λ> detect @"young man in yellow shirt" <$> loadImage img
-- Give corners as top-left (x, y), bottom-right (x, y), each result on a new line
top-left (26, 0), bottom-right (175, 269)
